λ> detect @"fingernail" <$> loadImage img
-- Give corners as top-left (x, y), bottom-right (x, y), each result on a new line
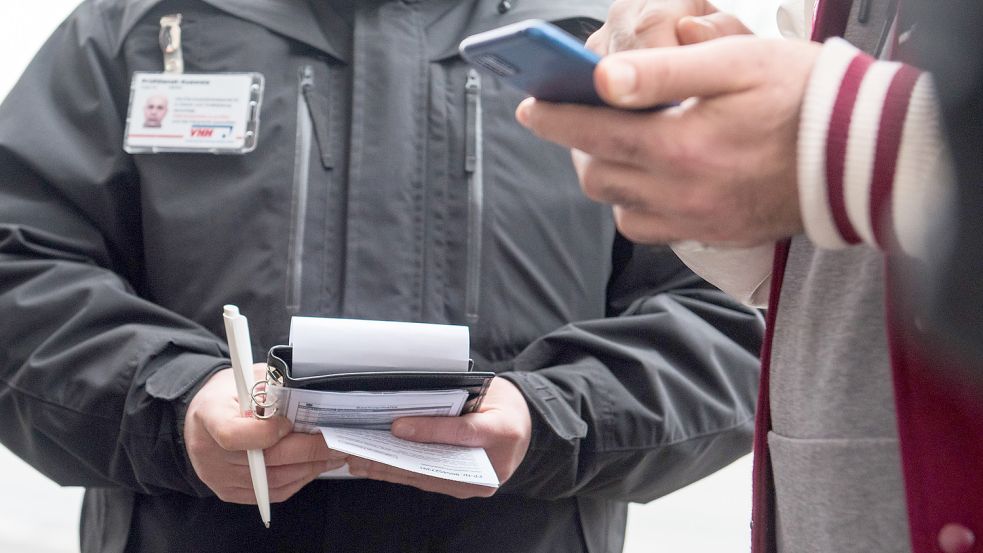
top-left (392, 423), bottom-right (415, 439)
top-left (692, 17), bottom-right (716, 41)
top-left (603, 60), bottom-right (638, 101)
top-left (515, 99), bottom-right (533, 126)
top-left (278, 424), bottom-right (290, 439)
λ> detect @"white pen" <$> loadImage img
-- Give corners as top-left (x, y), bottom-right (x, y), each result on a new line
top-left (222, 305), bottom-right (272, 528)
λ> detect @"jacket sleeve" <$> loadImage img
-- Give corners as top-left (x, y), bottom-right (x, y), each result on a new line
top-left (0, 4), bottom-right (224, 496)
top-left (499, 236), bottom-right (762, 502)
top-left (797, 37), bottom-right (953, 258)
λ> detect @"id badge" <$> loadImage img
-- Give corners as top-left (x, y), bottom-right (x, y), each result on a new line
top-left (123, 72), bottom-right (264, 154)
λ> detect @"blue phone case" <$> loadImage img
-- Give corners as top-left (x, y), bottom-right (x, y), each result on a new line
top-left (459, 19), bottom-right (604, 105)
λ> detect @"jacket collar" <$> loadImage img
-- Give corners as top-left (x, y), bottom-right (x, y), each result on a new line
top-left (116, 0), bottom-right (609, 63)
top-left (427, 0), bottom-right (609, 60)
top-left (116, 0), bottom-right (346, 60)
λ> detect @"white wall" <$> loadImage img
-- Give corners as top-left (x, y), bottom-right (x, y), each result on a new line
top-left (0, 1), bottom-right (782, 551)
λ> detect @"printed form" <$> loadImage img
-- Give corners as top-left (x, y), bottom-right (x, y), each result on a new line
top-left (320, 427), bottom-right (499, 488)
top-left (274, 386), bottom-right (498, 488)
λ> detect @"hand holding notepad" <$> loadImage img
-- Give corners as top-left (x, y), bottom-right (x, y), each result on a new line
top-left (261, 317), bottom-right (509, 490)
top-left (339, 375), bottom-right (533, 498)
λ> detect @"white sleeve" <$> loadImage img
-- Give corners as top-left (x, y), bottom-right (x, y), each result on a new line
top-left (776, 0), bottom-right (814, 40)
top-left (671, 242), bottom-right (775, 308)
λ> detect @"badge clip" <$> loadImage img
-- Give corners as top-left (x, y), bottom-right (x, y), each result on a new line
top-left (159, 14), bottom-right (184, 74)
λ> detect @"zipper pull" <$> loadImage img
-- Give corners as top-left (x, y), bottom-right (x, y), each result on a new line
top-left (857, 0), bottom-right (871, 24)
top-left (465, 69), bottom-right (481, 173)
top-left (300, 65), bottom-right (315, 91)
top-left (159, 14), bottom-right (184, 74)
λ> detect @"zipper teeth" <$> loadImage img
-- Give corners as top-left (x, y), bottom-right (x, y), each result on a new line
top-left (286, 65), bottom-right (315, 314)
top-left (465, 69), bottom-right (483, 325)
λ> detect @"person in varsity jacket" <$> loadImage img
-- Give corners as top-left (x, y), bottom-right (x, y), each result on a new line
top-left (519, 0), bottom-right (982, 552)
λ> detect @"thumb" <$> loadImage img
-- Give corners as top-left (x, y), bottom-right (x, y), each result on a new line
top-left (391, 415), bottom-right (491, 448)
top-left (676, 13), bottom-right (752, 45)
top-left (595, 36), bottom-right (761, 109)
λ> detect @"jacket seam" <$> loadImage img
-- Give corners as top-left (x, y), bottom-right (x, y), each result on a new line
top-left (0, 377), bottom-right (175, 440)
top-left (524, 414), bottom-right (755, 455)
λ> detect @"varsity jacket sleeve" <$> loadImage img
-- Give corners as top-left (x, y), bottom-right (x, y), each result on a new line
top-left (500, 239), bottom-right (762, 502)
top-left (0, 3), bottom-right (224, 497)
top-left (798, 37), bottom-right (953, 256)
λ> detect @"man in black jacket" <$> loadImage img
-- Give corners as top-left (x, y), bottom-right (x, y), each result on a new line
top-left (0, 1), bottom-right (762, 552)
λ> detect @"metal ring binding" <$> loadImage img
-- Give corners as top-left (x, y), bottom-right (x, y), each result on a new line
top-left (250, 365), bottom-right (283, 419)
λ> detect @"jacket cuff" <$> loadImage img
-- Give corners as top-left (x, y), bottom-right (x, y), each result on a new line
top-left (798, 37), bottom-right (951, 255)
top-left (145, 347), bottom-right (230, 497)
top-left (496, 370), bottom-right (585, 494)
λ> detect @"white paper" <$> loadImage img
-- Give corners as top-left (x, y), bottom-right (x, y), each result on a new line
top-left (277, 386), bottom-right (469, 433)
top-left (320, 427), bottom-right (499, 488)
top-left (289, 317), bottom-right (470, 377)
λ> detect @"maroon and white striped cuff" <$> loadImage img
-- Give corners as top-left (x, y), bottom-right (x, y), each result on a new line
top-left (798, 38), bottom-right (952, 255)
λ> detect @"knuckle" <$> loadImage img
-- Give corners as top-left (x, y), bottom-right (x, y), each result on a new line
top-left (258, 424), bottom-right (282, 449)
top-left (578, 161), bottom-right (610, 200)
top-left (614, 211), bottom-right (647, 243)
top-left (659, 129), bottom-right (701, 169)
top-left (212, 428), bottom-right (237, 451)
top-left (591, 129), bottom-right (647, 168)
top-left (634, 7), bottom-right (673, 35)
top-left (306, 435), bottom-right (323, 462)
top-left (184, 435), bottom-right (208, 458)
top-left (500, 425), bottom-right (525, 444)
top-left (455, 420), bottom-right (481, 445)
top-left (584, 30), bottom-right (606, 54)
top-left (607, 28), bottom-right (637, 52)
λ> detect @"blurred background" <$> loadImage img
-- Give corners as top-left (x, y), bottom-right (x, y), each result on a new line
top-left (0, 1), bottom-right (781, 551)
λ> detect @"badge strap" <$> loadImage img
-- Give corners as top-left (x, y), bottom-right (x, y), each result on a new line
top-left (159, 14), bottom-right (184, 74)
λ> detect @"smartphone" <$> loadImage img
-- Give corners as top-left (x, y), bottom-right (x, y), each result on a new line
top-left (459, 19), bottom-right (604, 106)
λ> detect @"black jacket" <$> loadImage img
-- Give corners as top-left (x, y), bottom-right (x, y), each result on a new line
top-left (0, 1), bottom-right (763, 552)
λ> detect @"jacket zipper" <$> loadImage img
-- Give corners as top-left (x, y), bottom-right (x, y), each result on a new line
top-left (464, 69), bottom-right (484, 325)
top-left (286, 65), bottom-right (315, 314)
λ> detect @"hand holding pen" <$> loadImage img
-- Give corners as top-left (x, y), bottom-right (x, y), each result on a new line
top-left (181, 308), bottom-right (346, 521)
